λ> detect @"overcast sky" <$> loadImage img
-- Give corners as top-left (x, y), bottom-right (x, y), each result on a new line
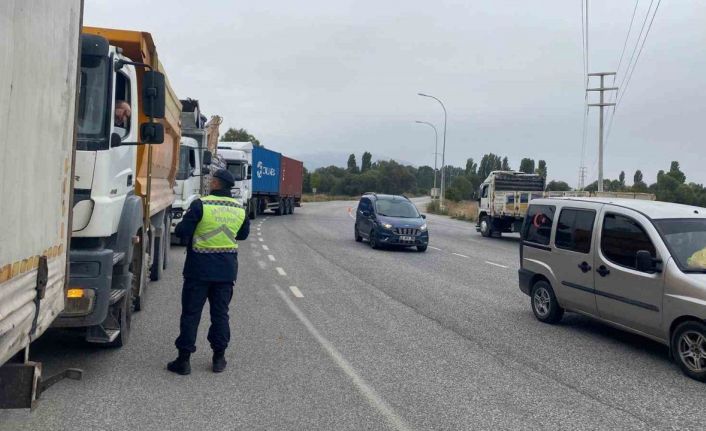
top-left (85, 0), bottom-right (705, 186)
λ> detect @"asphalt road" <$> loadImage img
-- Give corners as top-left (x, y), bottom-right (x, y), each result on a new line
top-left (3, 198), bottom-right (705, 430)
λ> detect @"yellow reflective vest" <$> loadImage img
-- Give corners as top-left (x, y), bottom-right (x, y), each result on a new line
top-left (192, 195), bottom-right (246, 254)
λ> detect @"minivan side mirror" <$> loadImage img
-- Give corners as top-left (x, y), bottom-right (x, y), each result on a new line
top-left (421, 214), bottom-right (427, 219)
top-left (636, 250), bottom-right (662, 273)
top-left (361, 210), bottom-right (371, 217)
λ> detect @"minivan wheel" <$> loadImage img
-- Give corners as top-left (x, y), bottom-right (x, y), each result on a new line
top-left (369, 229), bottom-right (380, 249)
top-left (672, 321), bottom-right (706, 381)
top-left (530, 280), bottom-right (563, 324)
top-left (480, 216), bottom-right (492, 238)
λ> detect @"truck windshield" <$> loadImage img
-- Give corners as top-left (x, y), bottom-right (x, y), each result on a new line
top-left (77, 56), bottom-right (109, 146)
top-left (655, 219), bottom-right (706, 272)
top-left (375, 200), bottom-right (419, 218)
top-left (227, 162), bottom-right (244, 181)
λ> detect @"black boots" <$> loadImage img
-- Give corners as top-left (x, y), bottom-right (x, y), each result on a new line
top-left (212, 350), bottom-right (227, 373)
top-left (167, 350), bottom-right (192, 375)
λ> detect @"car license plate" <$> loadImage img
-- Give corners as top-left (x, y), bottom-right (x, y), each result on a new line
top-left (399, 235), bottom-right (414, 241)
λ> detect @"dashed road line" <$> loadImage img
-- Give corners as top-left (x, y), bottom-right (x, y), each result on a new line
top-left (253, 251), bottom-right (262, 257)
top-left (485, 261), bottom-right (509, 269)
top-left (257, 232), bottom-right (262, 236)
top-left (262, 245), bottom-right (269, 251)
top-left (258, 261), bottom-right (267, 269)
top-left (428, 246), bottom-right (442, 251)
top-left (452, 252), bottom-right (469, 258)
top-left (258, 238), bottom-right (264, 242)
top-left (276, 267), bottom-right (287, 276)
top-left (289, 286), bottom-right (304, 298)
top-left (267, 254), bottom-right (276, 262)
top-left (273, 285), bottom-right (411, 431)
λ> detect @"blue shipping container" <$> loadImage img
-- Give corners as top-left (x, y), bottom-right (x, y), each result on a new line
top-left (252, 146), bottom-right (281, 194)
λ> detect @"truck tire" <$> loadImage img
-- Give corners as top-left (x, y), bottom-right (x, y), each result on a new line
top-left (131, 235), bottom-right (147, 312)
top-left (106, 286), bottom-right (132, 348)
top-left (150, 219), bottom-right (166, 281)
top-left (286, 199), bottom-right (293, 215)
top-left (479, 216), bottom-right (492, 238)
top-left (162, 214), bottom-right (171, 270)
top-left (276, 199), bottom-right (284, 216)
top-left (290, 200), bottom-right (296, 214)
top-left (249, 199), bottom-right (257, 220)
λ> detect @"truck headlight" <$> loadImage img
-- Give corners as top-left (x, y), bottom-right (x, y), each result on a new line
top-left (232, 188), bottom-right (242, 197)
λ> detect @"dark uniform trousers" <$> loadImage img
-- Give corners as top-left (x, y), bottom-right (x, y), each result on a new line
top-left (175, 278), bottom-right (235, 353)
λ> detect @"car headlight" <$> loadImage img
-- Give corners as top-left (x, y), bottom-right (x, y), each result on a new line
top-left (382, 223), bottom-right (393, 229)
top-left (419, 223), bottom-right (427, 231)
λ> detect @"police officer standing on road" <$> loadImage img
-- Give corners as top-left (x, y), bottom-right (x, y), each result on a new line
top-left (168, 169), bottom-right (250, 375)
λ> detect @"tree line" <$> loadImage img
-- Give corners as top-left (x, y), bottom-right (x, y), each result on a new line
top-left (304, 152), bottom-right (706, 207)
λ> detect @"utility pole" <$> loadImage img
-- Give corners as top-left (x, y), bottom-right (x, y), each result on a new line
top-left (415, 121), bottom-right (439, 199)
top-left (418, 93), bottom-right (447, 209)
top-left (578, 166), bottom-right (587, 190)
top-left (587, 72), bottom-right (617, 192)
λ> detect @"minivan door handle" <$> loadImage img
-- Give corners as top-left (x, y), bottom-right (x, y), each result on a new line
top-left (578, 261), bottom-right (592, 273)
top-left (597, 265), bottom-right (610, 277)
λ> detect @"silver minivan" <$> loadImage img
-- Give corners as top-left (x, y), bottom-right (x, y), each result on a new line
top-left (518, 197), bottom-right (706, 381)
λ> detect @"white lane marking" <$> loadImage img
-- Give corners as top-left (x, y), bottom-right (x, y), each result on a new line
top-left (273, 285), bottom-right (411, 431)
top-left (257, 227), bottom-right (261, 231)
top-left (289, 286), bottom-right (304, 298)
top-left (276, 267), bottom-right (287, 276)
top-left (258, 238), bottom-right (264, 242)
top-left (428, 246), bottom-right (442, 251)
top-left (268, 254), bottom-right (276, 262)
top-left (253, 251), bottom-right (261, 257)
top-left (257, 232), bottom-right (262, 236)
top-left (258, 261), bottom-right (267, 269)
top-left (485, 261), bottom-right (509, 269)
top-left (262, 245), bottom-right (269, 251)
top-left (452, 252), bottom-right (469, 258)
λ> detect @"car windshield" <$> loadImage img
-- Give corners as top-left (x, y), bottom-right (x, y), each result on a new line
top-left (375, 199), bottom-right (419, 218)
top-left (655, 219), bottom-right (706, 272)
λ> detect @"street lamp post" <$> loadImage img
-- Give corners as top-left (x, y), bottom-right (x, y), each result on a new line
top-left (418, 93), bottom-right (447, 209)
top-left (415, 121), bottom-right (439, 199)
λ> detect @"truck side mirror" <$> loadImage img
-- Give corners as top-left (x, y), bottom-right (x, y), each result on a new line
top-left (202, 150), bottom-right (212, 166)
top-left (110, 132), bottom-right (122, 147)
top-left (140, 122), bottom-right (164, 144)
top-left (143, 71), bottom-right (166, 119)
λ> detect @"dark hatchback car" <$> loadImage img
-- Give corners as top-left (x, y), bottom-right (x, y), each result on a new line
top-left (354, 193), bottom-right (429, 252)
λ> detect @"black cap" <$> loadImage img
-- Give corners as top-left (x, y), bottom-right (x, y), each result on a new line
top-left (212, 169), bottom-right (235, 188)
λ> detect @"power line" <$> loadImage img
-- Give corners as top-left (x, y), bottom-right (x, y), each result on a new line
top-left (616, 0), bottom-right (654, 95)
top-left (617, 0), bottom-right (662, 106)
top-left (615, 0), bottom-right (641, 78)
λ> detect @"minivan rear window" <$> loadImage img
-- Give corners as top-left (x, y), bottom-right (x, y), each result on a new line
top-left (555, 209), bottom-right (596, 254)
top-left (522, 205), bottom-right (555, 245)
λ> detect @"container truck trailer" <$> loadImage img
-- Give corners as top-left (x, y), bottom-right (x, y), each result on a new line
top-left (52, 26), bottom-right (178, 346)
top-left (0, 0), bottom-right (84, 408)
top-left (217, 143), bottom-right (303, 218)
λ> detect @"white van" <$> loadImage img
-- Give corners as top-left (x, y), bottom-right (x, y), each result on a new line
top-left (519, 198), bottom-right (706, 381)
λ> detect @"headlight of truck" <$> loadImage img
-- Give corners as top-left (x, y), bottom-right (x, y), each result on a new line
top-left (420, 223), bottom-right (428, 231)
top-left (232, 188), bottom-right (242, 197)
top-left (382, 223), bottom-right (393, 229)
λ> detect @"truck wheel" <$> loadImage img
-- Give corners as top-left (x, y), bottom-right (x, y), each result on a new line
top-left (290, 200), bottom-right (295, 214)
top-left (530, 280), bottom-right (564, 324)
top-left (287, 199), bottom-right (293, 215)
top-left (163, 215), bottom-right (171, 270)
top-left (276, 200), bottom-right (284, 216)
top-left (249, 200), bottom-right (257, 220)
top-left (131, 236), bottom-right (147, 312)
top-left (479, 216), bottom-right (492, 238)
top-left (106, 283), bottom-right (132, 348)
top-left (150, 226), bottom-right (165, 281)
top-left (671, 321), bottom-right (706, 382)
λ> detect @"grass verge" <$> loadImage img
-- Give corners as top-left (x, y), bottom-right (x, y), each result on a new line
top-left (426, 200), bottom-right (479, 223)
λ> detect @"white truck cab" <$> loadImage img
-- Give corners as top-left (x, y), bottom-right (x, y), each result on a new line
top-left (171, 137), bottom-right (210, 243)
top-left (218, 142), bottom-right (253, 214)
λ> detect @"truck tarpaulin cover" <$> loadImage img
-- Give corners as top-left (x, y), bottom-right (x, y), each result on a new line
top-left (252, 147), bottom-right (281, 194)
